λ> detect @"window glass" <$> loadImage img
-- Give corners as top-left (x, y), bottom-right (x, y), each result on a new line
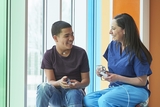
top-left (27, 0), bottom-right (43, 107)
top-left (61, 0), bottom-right (72, 23)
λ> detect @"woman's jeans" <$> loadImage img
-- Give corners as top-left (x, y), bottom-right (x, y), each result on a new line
top-left (83, 84), bottom-right (149, 107)
top-left (36, 83), bottom-right (85, 107)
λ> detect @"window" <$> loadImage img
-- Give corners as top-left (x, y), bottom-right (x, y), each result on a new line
top-left (27, 0), bottom-right (43, 107)
top-left (27, 0), bottom-right (87, 107)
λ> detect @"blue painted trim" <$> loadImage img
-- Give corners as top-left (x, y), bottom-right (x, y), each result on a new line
top-left (94, 0), bottom-right (102, 91)
top-left (87, 0), bottom-right (94, 93)
top-left (87, 0), bottom-right (101, 93)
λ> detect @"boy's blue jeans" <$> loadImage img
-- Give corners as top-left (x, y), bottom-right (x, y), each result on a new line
top-left (36, 83), bottom-right (85, 107)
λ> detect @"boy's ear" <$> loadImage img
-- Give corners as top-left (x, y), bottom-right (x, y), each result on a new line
top-left (53, 35), bottom-right (58, 42)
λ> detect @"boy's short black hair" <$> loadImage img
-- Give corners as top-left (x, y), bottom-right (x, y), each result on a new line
top-left (51, 21), bottom-right (71, 36)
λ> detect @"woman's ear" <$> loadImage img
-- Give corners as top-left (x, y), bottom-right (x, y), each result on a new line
top-left (123, 29), bottom-right (125, 35)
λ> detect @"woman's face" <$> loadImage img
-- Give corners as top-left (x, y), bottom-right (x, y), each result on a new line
top-left (109, 19), bottom-right (125, 42)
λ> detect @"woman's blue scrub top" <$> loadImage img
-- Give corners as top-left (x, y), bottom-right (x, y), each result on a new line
top-left (103, 41), bottom-right (152, 94)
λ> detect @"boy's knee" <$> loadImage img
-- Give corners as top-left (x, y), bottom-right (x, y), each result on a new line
top-left (66, 89), bottom-right (84, 103)
top-left (37, 83), bottom-right (50, 93)
top-left (67, 89), bottom-right (82, 97)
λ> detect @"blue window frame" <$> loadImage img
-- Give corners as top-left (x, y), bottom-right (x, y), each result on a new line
top-left (87, 0), bottom-right (102, 93)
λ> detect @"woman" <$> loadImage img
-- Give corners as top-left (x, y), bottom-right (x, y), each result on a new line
top-left (84, 13), bottom-right (152, 107)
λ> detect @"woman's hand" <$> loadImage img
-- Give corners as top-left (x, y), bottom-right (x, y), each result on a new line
top-left (103, 73), bottom-right (148, 86)
top-left (103, 73), bottom-right (119, 82)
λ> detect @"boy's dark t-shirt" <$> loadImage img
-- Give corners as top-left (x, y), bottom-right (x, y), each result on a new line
top-left (41, 45), bottom-right (90, 82)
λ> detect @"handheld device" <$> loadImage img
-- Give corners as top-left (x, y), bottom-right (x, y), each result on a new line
top-left (97, 65), bottom-right (108, 78)
top-left (100, 71), bottom-right (108, 78)
top-left (66, 78), bottom-right (71, 84)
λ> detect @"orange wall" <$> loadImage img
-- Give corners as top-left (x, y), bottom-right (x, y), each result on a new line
top-left (149, 0), bottom-right (160, 106)
top-left (113, 0), bottom-right (140, 30)
top-left (101, 0), bottom-right (110, 89)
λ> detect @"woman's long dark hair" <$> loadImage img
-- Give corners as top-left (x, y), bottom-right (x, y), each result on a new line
top-left (114, 13), bottom-right (152, 65)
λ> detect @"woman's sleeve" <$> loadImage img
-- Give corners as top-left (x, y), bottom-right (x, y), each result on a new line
top-left (133, 53), bottom-right (152, 76)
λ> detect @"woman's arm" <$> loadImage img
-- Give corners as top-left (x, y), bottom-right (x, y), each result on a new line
top-left (104, 73), bottom-right (147, 86)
